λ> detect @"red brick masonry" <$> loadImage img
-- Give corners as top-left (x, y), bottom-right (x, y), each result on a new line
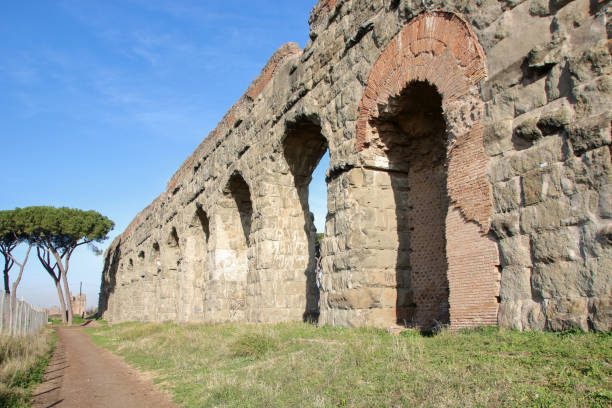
top-left (357, 11), bottom-right (500, 328)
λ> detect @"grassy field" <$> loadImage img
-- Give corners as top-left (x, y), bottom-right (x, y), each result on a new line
top-left (88, 322), bottom-right (611, 408)
top-left (0, 328), bottom-right (55, 408)
top-left (48, 315), bottom-right (86, 325)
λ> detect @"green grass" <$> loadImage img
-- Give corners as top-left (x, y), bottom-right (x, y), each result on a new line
top-left (48, 315), bottom-right (93, 325)
top-left (87, 322), bottom-right (612, 408)
top-left (0, 328), bottom-right (56, 408)
top-left (72, 316), bottom-right (85, 325)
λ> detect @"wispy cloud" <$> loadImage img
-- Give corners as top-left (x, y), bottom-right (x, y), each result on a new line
top-left (0, 53), bottom-right (41, 85)
top-left (122, 0), bottom-right (258, 24)
top-left (4, 0), bottom-right (305, 144)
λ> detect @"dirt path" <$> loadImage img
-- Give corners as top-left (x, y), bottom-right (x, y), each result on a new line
top-left (32, 326), bottom-right (177, 408)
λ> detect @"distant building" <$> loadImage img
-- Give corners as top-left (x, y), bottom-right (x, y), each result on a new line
top-left (47, 306), bottom-right (60, 317)
top-left (71, 294), bottom-right (86, 318)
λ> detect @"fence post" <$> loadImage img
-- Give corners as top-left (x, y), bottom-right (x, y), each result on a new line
top-left (9, 295), bottom-right (13, 336)
top-left (17, 300), bottom-right (22, 337)
top-left (0, 294), bottom-right (47, 337)
top-left (23, 302), bottom-right (28, 336)
top-left (0, 291), bottom-right (4, 334)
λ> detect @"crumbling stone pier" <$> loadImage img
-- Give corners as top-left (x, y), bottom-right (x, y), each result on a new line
top-left (99, 0), bottom-right (611, 331)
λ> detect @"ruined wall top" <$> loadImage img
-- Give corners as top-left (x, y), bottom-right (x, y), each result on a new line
top-left (110, 0), bottom-right (346, 252)
top-left (117, 42), bottom-right (303, 244)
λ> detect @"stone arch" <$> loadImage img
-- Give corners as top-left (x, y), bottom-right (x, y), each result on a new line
top-left (151, 242), bottom-right (161, 267)
top-left (356, 11), bottom-right (499, 329)
top-left (226, 174), bottom-right (254, 245)
top-left (155, 226), bottom-right (182, 321)
top-left (194, 205), bottom-right (211, 243)
top-left (182, 205), bottom-right (212, 321)
top-left (167, 226), bottom-right (180, 248)
top-left (142, 241), bottom-right (161, 320)
top-left (129, 248), bottom-right (146, 320)
top-left (282, 116), bottom-right (329, 321)
top-left (210, 172), bottom-right (254, 321)
top-left (98, 240), bottom-right (121, 318)
top-left (119, 255), bottom-right (143, 321)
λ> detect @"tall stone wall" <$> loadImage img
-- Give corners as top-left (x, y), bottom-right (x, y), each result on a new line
top-left (99, 0), bottom-right (611, 331)
top-left (71, 294), bottom-right (86, 318)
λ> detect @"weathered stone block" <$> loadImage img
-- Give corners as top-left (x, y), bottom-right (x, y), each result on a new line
top-left (531, 228), bottom-right (581, 263)
top-left (327, 288), bottom-right (380, 310)
top-left (521, 299), bottom-right (546, 331)
top-left (545, 297), bottom-right (589, 331)
top-left (493, 178), bottom-right (521, 212)
top-left (499, 236), bottom-right (532, 267)
top-left (568, 112), bottom-right (612, 155)
top-left (498, 300), bottom-right (522, 330)
top-left (514, 77), bottom-right (547, 116)
top-left (483, 119), bottom-right (513, 156)
top-left (509, 136), bottom-right (565, 175)
top-left (532, 261), bottom-right (588, 299)
top-left (352, 269), bottom-right (396, 287)
top-left (355, 248), bottom-right (397, 270)
top-left (536, 102), bottom-right (573, 136)
top-left (499, 266), bottom-right (532, 300)
top-left (347, 168), bottom-right (364, 187)
top-left (490, 212), bottom-right (521, 238)
top-left (520, 197), bottom-right (571, 233)
top-left (499, 298), bottom-right (546, 331)
top-left (521, 166), bottom-right (562, 206)
top-left (598, 184), bottom-right (612, 219)
top-left (588, 297), bottom-right (612, 332)
top-left (363, 228), bottom-right (400, 250)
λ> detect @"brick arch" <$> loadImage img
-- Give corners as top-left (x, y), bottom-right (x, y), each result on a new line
top-left (356, 11), bottom-right (500, 329)
top-left (356, 10), bottom-right (490, 231)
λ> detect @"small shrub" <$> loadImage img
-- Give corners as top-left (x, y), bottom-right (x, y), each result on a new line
top-left (229, 333), bottom-right (276, 359)
top-left (459, 325), bottom-right (499, 336)
top-left (399, 329), bottom-right (421, 338)
top-left (72, 316), bottom-right (85, 325)
top-left (117, 323), bottom-right (167, 341)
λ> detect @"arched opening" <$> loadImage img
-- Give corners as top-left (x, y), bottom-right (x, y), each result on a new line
top-left (213, 173), bottom-right (253, 321)
top-left (195, 205), bottom-right (210, 243)
top-left (374, 80), bottom-right (450, 328)
top-left (142, 241), bottom-right (161, 320)
top-left (353, 12), bottom-right (499, 329)
top-left (152, 242), bottom-right (161, 272)
top-left (99, 242), bottom-right (120, 318)
top-left (163, 227), bottom-right (182, 320)
top-left (184, 205), bottom-right (211, 320)
top-left (168, 227), bottom-right (180, 248)
top-left (227, 175), bottom-right (253, 245)
top-left (282, 119), bottom-right (328, 322)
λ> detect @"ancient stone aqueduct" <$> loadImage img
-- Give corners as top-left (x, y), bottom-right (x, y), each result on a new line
top-left (99, 0), bottom-right (611, 331)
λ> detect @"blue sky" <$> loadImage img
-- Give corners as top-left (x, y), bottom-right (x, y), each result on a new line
top-left (0, 0), bottom-right (328, 309)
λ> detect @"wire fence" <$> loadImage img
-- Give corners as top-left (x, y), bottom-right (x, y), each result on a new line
top-left (0, 291), bottom-right (48, 337)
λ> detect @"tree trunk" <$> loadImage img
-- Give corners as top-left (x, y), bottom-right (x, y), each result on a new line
top-left (36, 244), bottom-right (68, 323)
top-left (10, 243), bottom-right (31, 301)
top-left (3, 265), bottom-right (9, 294)
top-left (48, 246), bottom-right (73, 325)
top-left (55, 278), bottom-right (67, 323)
top-left (61, 270), bottom-right (74, 325)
